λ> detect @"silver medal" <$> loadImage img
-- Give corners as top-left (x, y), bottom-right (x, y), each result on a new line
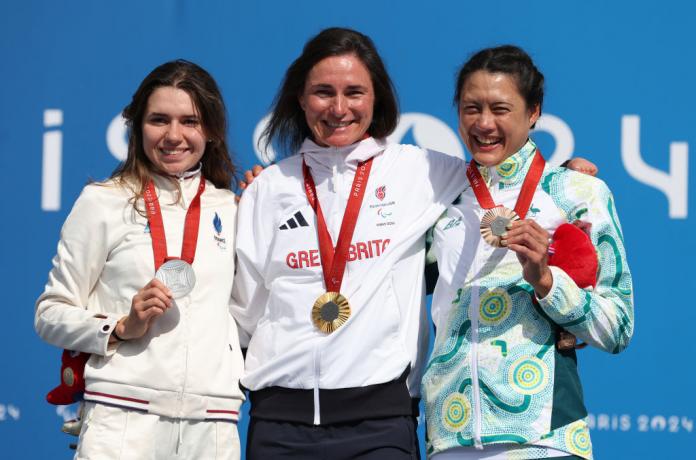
top-left (155, 259), bottom-right (196, 298)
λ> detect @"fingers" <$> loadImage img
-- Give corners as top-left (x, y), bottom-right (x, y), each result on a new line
top-left (134, 293), bottom-right (170, 313)
top-left (502, 221), bottom-right (548, 263)
top-left (135, 280), bottom-right (173, 308)
top-left (503, 220), bottom-right (549, 249)
top-left (238, 173), bottom-right (252, 191)
top-left (567, 157), bottom-right (598, 177)
top-left (576, 166), bottom-right (598, 176)
top-left (147, 278), bottom-right (171, 294)
top-left (140, 302), bottom-right (167, 321)
top-left (501, 220), bottom-right (555, 297)
top-left (119, 280), bottom-right (174, 340)
top-left (240, 164), bottom-right (265, 192)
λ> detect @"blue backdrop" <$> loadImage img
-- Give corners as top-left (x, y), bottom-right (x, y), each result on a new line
top-left (2, 1), bottom-right (693, 458)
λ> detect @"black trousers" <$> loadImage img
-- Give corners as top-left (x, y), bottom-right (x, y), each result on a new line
top-left (246, 415), bottom-right (420, 460)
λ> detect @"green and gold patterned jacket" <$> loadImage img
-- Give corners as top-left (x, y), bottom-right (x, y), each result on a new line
top-left (423, 140), bottom-right (633, 459)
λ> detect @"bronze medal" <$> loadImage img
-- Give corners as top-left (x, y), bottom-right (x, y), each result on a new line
top-left (312, 292), bottom-right (351, 334)
top-left (480, 207), bottom-right (520, 247)
top-left (467, 150), bottom-right (546, 249)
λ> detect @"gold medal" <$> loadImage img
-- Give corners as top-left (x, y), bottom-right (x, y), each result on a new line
top-left (480, 207), bottom-right (520, 247)
top-left (312, 292), bottom-right (351, 334)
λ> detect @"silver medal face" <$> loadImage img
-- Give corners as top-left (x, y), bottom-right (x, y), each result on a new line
top-left (155, 259), bottom-right (196, 298)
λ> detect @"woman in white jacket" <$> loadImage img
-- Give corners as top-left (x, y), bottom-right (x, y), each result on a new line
top-left (231, 27), bottom-right (468, 460)
top-left (36, 60), bottom-right (245, 459)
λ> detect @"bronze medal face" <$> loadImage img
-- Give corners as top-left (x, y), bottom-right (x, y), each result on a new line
top-left (480, 207), bottom-right (520, 247)
top-left (312, 292), bottom-right (351, 333)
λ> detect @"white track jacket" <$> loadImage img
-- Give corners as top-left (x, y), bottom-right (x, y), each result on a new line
top-left (231, 137), bottom-right (467, 407)
top-left (36, 174), bottom-right (245, 421)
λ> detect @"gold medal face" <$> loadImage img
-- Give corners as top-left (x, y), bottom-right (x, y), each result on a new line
top-left (480, 207), bottom-right (520, 247)
top-left (312, 292), bottom-right (351, 333)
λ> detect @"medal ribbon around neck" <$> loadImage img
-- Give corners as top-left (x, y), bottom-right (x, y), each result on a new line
top-left (466, 150), bottom-right (545, 246)
top-left (302, 156), bottom-right (373, 332)
top-left (143, 176), bottom-right (205, 270)
top-left (143, 176), bottom-right (205, 298)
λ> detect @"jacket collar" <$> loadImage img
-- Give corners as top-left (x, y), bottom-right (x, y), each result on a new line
top-left (151, 166), bottom-right (204, 208)
top-left (478, 139), bottom-right (537, 189)
top-left (299, 137), bottom-right (386, 173)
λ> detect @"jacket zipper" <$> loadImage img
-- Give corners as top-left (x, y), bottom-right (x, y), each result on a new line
top-left (178, 175), bottom-right (189, 419)
top-left (470, 278), bottom-right (483, 449)
top-left (471, 177), bottom-right (494, 448)
top-left (312, 149), bottom-right (341, 426)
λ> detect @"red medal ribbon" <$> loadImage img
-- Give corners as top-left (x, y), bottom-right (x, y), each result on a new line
top-left (302, 156), bottom-right (373, 292)
top-left (466, 150), bottom-right (545, 219)
top-left (143, 176), bottom-right (206, 271)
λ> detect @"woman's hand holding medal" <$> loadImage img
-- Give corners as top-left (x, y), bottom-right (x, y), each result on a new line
top-left (501, 219), bottom-right (554, 298)
top-left (114, 279), bottom-right (173, 341)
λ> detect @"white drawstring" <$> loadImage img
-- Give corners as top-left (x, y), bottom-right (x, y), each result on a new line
top-left (176, 418), bottom-right (184, 454)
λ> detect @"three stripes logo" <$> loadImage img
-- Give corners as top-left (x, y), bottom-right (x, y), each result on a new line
top-left (279, 211), bottom-right (310, 230)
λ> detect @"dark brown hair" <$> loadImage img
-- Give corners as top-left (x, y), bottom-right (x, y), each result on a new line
top-left (261, 27), bottom-right (399, 156)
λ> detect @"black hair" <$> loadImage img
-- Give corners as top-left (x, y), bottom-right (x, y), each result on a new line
top-left (455, 45), bottom-right (544, 126)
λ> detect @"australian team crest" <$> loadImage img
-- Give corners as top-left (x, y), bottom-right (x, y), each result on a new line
top-left (375, 185), bottom-right (386, 201)
top-left (213, 212), bottom-right (227, 250)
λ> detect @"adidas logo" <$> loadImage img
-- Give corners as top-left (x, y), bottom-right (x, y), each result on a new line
top-left (279, 211), bottom-right (310, 230)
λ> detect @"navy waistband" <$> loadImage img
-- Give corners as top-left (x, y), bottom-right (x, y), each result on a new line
top-left (248, 367), bottom-right (415, 425)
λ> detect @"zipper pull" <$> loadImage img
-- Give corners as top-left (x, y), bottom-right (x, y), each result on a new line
top-left (329, 164), bottom-right (337, 193)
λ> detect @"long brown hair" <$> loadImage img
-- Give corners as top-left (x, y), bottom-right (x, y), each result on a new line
top-left (112, 59), bottom-right (236, 207)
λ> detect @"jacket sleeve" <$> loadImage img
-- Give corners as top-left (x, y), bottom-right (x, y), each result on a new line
top-left (424, 148), bottom-right (469, 209)
top-left (35, 186), bottom-right (121, 356)
top-left (421, 149), bottom-right (466, 295)
top-left (229, 177), bottom-right (272, 347)
top-left (538, 177), bottom-right (634, 354)
top-left (381, 146), bottom-right (468, 265)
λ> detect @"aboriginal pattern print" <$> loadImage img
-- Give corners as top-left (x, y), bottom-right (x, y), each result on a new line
top-left (423, 140), bottom-right (633, 459)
